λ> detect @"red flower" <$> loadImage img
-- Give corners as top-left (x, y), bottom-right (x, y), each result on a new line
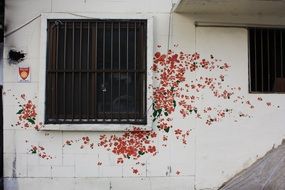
top-left (132, 168), bottom-right (139, 174)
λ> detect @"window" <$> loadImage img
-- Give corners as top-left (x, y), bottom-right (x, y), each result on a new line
top-left (45, 19), bottom-right (147, 125)
top-left (249, 28), bottom-right (285, 93)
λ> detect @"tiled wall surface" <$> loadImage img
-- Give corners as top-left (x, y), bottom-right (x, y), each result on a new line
top-left (3, 0), bottom-right (285, 189)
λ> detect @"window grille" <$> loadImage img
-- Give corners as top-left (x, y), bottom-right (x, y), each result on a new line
top-left (46, 19), bottom-right (147, 124)
top-left (249, 28), bottom-right (285, 93)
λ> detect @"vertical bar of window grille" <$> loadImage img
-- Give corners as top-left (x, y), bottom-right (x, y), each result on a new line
top-left (46, 24), bottom-right (49, 121)
top-left (46, 25), bottom-right (49, 121)
top-left (103, 22), bottom-right (106, 122)
top-left (79, 22), bottom-right (82, 121)
top-left (274, 30), bottom-right (277, 88)
top-left (143, 21), bottom-right (147, 122)
top-left (138, 22), bottom-right (143, 119)
top-left (87, 22), bottom-right (90, 121)
top-left (111, 22), bottom-right (113, 121)
top-left (248, 29), bottom-right (251, 92)
top-left (254, 28), bottom-right (257, 92)
top-left (55, 24), bottom-right (59, 122)
top-left (138, 23), bottom-right (142, 119)
top-left (48, 24), bottom-right (53, 121)
top-left (281, 30), bottom-right (284, 78)
top-left (261, 29), bottom-right (264, 92)
top-left (94, 22), bottom-right (98, 121)
top-left (267, 29), bottom-right (271, 91)
top-left (118, 22), bottom-right (121, 121)
top-left (134, 22), bottom-right (137, 122)
top-left (71, 22), bottom-right (75, 121)
top-left (141, 21), bottom-right (146, 120)
top-left (63, 22), bottom-right (67, 122)
top-left (126, 22), bottom-right (129, 121)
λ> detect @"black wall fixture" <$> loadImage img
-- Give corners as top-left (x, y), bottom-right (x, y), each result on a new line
top-left (8, 49), bottom-right (26, 64)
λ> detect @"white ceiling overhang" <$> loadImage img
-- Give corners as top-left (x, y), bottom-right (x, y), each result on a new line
top-left (174, 0), bottom-right (285, 16)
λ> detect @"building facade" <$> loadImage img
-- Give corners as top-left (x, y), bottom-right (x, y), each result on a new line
top-left (3, 0), bottom-right (285, 189)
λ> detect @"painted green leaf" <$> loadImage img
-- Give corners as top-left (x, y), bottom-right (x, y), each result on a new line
top-left (164, 112), bottom-right (168, 116)
top-left (173, 100), bottom-right (177, 108)
top-left (164, 127), bottom-right (170, 133)
top-left (31, 150), bottom-right (37, 154)
top-left (16, 109), bottom-right (23, 114)
top-left (27, 118), bottom-right (35, 124)
top-left (158, 109), bottom-right (162, 115)
top-left (153, 110), bottom-right (158, 117)
top-left (152, 102), bottom-right (156, 111)
top-left (138, 151), bottom-right (145, 155)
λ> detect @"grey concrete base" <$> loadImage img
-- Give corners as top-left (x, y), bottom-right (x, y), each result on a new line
top-left (219, 141), bottom-right (285, 190)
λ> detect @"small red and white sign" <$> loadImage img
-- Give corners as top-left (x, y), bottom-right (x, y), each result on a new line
top-left (18, 67), bottom-right (31, 82)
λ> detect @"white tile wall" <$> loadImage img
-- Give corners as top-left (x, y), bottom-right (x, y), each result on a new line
top-left (4, 0), bottom-right (285, 189)
top-left (27, 165), bottom-right (52, 177)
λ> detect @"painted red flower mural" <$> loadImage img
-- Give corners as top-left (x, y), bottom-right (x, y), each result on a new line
top-left (9, 93), bottom-right (53, 159)
top-left (98, 128), bottom-right (157, 161)
top-left (150, 47), bottom-right (281, 132)
top-left (6, 44), bottom-right (280, 175)
top-left (29, 145), bottom-right (53, 160)
top-left (151, 50), bottom-right (237, 129)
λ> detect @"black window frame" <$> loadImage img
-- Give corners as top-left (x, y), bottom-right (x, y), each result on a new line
top-left (248, 27), bottom-right (285, 93)
top-left (45, 19), bottom-right (148, 125)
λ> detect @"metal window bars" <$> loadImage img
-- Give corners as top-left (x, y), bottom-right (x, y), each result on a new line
top-left (249, 28), bottom-right (285, 93)
top-left (46, 19), bottom-right (147, 124)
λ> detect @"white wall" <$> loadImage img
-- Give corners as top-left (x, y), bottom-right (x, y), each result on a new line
top-left (3, 1), bottom-right (285, 190)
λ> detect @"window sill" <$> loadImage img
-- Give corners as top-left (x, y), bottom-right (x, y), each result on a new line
top-left (40, 123), bottom-right (153, 132)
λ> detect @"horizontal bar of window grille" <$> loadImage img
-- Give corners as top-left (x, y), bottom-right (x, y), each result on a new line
top-left (46, 119), bottom-right (147, 125)
top-left (195, 21), bottom-right (285, 29)
top-left (47, 69), bottom-right (146, 72)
